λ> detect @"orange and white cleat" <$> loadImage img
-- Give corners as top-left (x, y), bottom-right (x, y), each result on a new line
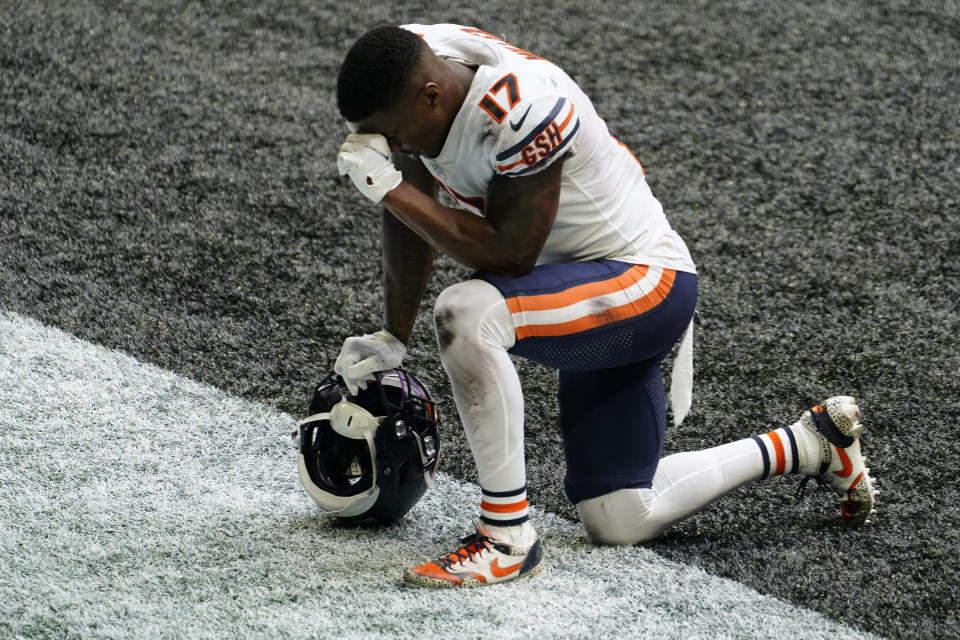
top-left (402, 522), bottom-right (544, 588)
top-left (794, 396), bottom-right (878, 524)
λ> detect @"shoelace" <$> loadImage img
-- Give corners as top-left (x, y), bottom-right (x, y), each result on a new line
top-left (437, 532), bottom-right (492, 569)
top-left (795, 475), bottom-right (830, 501)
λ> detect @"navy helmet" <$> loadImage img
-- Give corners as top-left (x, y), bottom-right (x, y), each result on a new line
top-left (295, 369), bottom-right (441, 524)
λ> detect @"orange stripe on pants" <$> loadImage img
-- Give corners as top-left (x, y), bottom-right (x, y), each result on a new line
top-left (506, 265), bottom-right (651, 314)
top-left (512, 269), bottom-right (675, 339)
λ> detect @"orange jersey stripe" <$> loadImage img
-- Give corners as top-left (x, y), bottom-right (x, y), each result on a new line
top-left (613, 136), bottom-right (645, 175)
top-left (496, 157), bottom-right (528, 172)
top-left (513, 269), bottom-right (675, 339)
top-left (768, 431), bottom-right (786, 476)
top-left (480, 499), bottom-right (529, 514)
top-left (557, 103), bottom-right (576, 132)
top-left (506, 265), bottom-right (651, 315)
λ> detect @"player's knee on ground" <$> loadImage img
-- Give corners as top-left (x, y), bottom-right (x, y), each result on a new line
top-left (576, 487), bottom-right (662, 546)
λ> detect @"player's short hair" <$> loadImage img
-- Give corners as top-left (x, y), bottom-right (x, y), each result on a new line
top-left (336, 26), bottom-right (427, 123)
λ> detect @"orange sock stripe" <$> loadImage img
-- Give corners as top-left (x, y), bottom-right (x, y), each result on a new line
top-left (480, 499), bottom-right (529, 514)
top-left (767, 430), bottom-right (786, 475)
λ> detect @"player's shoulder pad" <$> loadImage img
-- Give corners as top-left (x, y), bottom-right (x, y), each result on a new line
top-left (493, 93), bottom-right (580, 177)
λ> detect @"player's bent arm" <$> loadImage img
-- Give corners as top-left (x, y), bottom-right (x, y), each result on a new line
top-left (381, 158), bottom-right (564, 277)
top-left (382, 153), bottom-right (437, 344)
top-left (394, 152), bottom-right (438, 199)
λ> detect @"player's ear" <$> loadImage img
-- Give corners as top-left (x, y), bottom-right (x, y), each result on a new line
top-left (421, 81), bottom-right (441, 106)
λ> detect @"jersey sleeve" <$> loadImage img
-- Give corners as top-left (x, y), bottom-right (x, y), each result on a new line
top-left (492, 94), bottom-right (581, 177)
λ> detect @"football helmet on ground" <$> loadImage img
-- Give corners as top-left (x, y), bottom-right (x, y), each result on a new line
top-left (295, 369), bottom-right (441, 524)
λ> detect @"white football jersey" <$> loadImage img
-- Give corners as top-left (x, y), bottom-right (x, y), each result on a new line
top-left (401, 23), bottom-right (695, 272)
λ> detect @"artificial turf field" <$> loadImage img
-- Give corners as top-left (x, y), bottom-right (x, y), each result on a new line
top-left (1, 1), bottom-right (957, 638)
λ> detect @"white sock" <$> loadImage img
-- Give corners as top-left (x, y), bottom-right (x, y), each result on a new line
top-left (754, 422), bottom-right (824, 476)
top-left (479, 485), bottom-right (530, 527)
top-left (650, 424), bottom-right (821, 528)
top-left (646, 437), bottom-right (766, 526)
top-left (478, 519), bottom-right (538, 548)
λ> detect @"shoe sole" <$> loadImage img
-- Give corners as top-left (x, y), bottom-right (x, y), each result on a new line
top-left (401, 561), bottom-right (544, 588)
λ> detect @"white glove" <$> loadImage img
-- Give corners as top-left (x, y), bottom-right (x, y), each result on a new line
top-left (333, 329), bottom-right (407, 395)
top-left (336, 133), bottom-right (403, 203)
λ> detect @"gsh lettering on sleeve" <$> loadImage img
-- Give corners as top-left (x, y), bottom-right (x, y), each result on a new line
top-left (521, 121), bottom-right (563, 165)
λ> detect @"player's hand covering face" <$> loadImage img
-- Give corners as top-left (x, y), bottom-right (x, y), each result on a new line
top-left (337, 133), bottom-right (403, 203)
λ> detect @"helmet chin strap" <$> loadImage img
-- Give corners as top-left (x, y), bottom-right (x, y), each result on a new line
top-left (329, 399), bottom-right (383, 511)
top-left (298, 411), bottom-right (329, 426)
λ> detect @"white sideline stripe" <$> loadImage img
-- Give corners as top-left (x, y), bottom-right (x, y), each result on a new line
top-left (0, 310), bottom-right (880, 640)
